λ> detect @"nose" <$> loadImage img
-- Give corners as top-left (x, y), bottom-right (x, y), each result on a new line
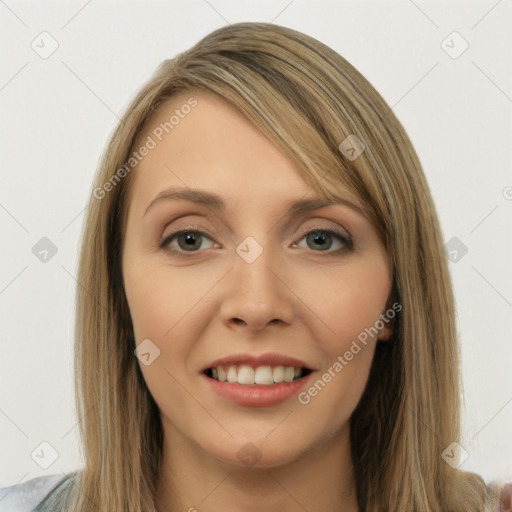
top-left (220, 244), bottom-right (294, 332)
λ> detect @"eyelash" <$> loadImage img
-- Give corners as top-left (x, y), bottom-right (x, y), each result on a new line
top-left (158, 226), bottom-right (354, 258)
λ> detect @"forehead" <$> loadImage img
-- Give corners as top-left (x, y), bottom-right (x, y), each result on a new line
top-left (128, 91), bottom-right (329, 210)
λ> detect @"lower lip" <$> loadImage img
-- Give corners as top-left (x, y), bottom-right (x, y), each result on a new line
top-left (202, 373), bottom-right (312, 407)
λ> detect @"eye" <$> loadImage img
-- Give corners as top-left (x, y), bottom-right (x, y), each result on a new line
top-left (159, 226), bottom-right (353, 258)
top-left (159, 228), bottom-right (217, 257)
top-left (293, 228), bottom-right (353, 254)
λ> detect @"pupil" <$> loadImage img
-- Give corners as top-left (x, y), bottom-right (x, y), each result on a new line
top-left (180, 233), bottom-right (200, 250)
top-left (309, 232), bottom-right (331, 250)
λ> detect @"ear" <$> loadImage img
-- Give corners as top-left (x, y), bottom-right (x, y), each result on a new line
top-left (377, 320), bottom-right (393, 342)
top-left (377, 291), bottom-right (400, 342)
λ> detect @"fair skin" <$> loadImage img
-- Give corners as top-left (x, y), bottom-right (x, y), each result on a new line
top-left (122, 90), bottom-right (393, 512)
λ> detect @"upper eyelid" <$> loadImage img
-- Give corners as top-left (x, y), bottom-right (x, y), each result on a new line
top-left (160, 213), bottom-right (352, 237)
top-left (161, 220), bottom-right (352, 241)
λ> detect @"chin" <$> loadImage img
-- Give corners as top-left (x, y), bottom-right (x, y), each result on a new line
top-left (202, 434), bottom-right (311, 470)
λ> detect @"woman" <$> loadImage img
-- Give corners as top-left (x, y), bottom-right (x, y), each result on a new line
top-left (1, 21), bottom-right (509, 512)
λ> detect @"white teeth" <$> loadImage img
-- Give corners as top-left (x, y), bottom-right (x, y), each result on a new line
top-left (210, 365), bottom-right (305, 385)
top-left (254, 366), bottom-right (273, 385)
top-left (283, 367), bottom-right (295, 382)
top-left (227, 366), bottom-right (238, 383)
top-left (272, 365), bottom-right (284, 383)
top-left (217, 366), bottom-right (227, 382)
top-left (237, 365), bottom-right (254, 385)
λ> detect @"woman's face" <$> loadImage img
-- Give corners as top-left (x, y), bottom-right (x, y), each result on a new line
top-left (122, 90), bottom-right (393, 467)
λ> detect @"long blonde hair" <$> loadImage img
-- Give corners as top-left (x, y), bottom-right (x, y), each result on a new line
top-left (69, 21), bottom-right (499, 511)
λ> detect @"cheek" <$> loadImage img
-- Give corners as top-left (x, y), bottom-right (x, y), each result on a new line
top-left (296, 257), bottom-right (391, 352)
top-left (122, 261), bottom-right (210, 419)
top-left (123, 258), bottom-right (217, 377)
top-left (293, 260), bottom-right (390, 428)
top-left (124, 259), bottom-right (204, 338)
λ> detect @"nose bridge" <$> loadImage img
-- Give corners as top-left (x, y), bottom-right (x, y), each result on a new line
top-left (221, 233), bottom-right (294, 329)
top-left (234, 234), bottom-right (280, 297)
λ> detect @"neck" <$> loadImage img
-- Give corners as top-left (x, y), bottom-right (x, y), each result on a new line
top-left (154, 421), bottom-right (359, 512)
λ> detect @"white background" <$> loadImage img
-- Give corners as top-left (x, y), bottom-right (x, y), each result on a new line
top-left (0, 0), bottom-right (511, 489)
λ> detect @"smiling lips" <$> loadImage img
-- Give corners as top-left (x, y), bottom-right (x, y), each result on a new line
top-left (201, 353), bottom-right (314, 407)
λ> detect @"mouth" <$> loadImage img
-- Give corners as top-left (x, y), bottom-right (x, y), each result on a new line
top-left (201, 354), bottom-right (315, 407)
top-left (203, 365), bottom-right (313, 385)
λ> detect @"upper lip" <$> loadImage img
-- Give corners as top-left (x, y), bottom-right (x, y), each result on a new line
top-left (202, 353), bottom-right (315, 372)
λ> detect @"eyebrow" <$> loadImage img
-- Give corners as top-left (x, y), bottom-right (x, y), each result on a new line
top-left (143, 187), bottom-right (367, 219)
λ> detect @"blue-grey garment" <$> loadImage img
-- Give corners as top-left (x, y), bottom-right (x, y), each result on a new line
top-left (1, 471), bottom-right (509, 511)
top-left (0, 472), bottom-right (77, 512)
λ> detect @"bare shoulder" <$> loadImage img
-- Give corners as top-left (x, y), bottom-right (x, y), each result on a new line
top-left (0, 473), bottom-right (75, 512)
